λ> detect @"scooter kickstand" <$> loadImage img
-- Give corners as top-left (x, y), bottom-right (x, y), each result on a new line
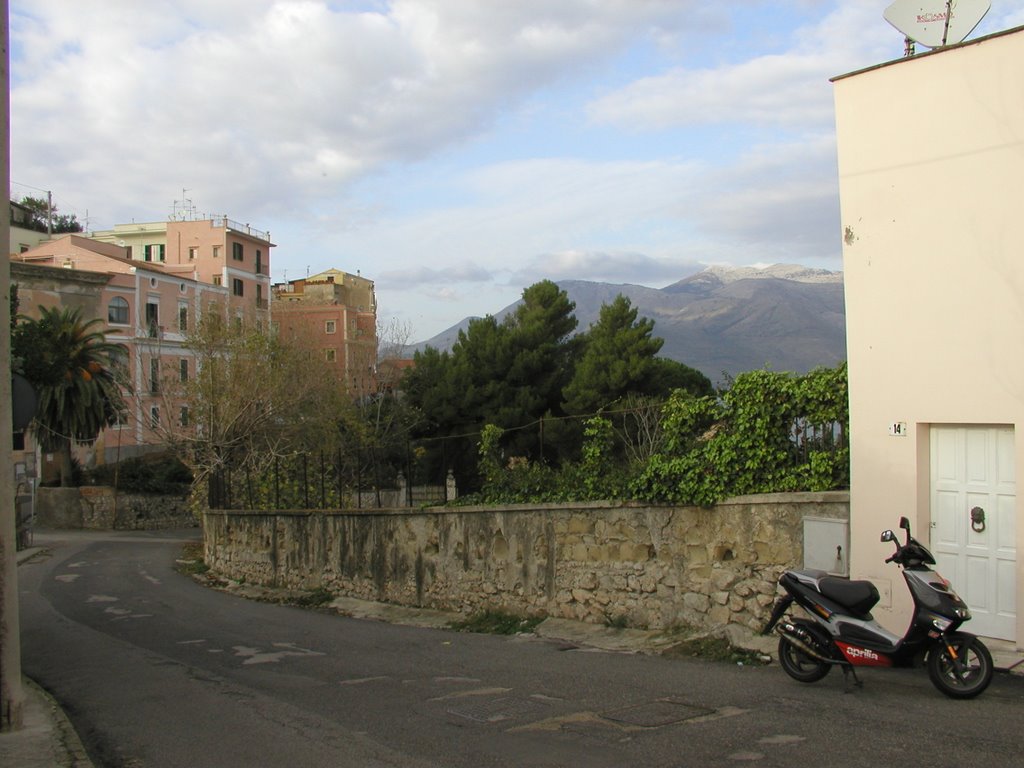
top-left (841, 665), bottom-right (863, 693)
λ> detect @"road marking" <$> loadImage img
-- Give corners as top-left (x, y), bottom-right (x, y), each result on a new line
top-left (54, 574), bottom-right (80, 582)
top-left (177, 639), bottom-right (207, 645)
top-left (758, 734), bottom-right (805, 745)
top-left (138, 569), bottom-right (161, 585)
top-left (232, 643), bottom-right (325, 665)
top-left (87, 595), bottom-right (119, 603)
top-left (339, 676), bottom-right (392, 685)
top-left (429, 687), bottom-right (512, 702)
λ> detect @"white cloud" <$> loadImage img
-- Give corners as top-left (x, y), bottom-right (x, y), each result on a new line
top-left (11, 0), bottom-right (698, 226)
top-left (12, 0), bottom-right (1024, 341)
top-left (586, 2), bottom-right (897, 131)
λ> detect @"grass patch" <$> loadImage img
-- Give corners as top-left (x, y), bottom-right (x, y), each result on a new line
top-left (663, 633), bottom-right (767, 665)
top-left (450, 610), bottom-right (544, 635)
top-left (176, 542), bottom-right (210, 576)
top-left (291, 587), bottom-right (335, 608)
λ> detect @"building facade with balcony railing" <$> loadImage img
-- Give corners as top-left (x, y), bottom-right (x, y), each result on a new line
top-left (89, 216), bottom-right (274, 326)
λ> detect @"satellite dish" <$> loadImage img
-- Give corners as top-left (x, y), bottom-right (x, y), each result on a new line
top-left (884, 0), bottom-right (991, 48)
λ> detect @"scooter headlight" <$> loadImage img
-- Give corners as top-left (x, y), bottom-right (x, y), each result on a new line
top-left (953, 607), bottom-right (971, 620)
top-left (931, 616), bottom-right (953, 631)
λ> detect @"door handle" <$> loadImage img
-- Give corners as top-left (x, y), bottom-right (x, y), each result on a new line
top-left (970, 506), bottom-right (986, 533)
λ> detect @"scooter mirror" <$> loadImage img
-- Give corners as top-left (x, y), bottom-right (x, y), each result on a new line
top-left (899, 516), bottom-right (911, 532)
top-left (881, 530), bottom-right (896, 543)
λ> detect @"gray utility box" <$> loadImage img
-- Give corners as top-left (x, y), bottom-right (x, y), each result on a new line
top-left (803, 517), bottom-right (849, 576)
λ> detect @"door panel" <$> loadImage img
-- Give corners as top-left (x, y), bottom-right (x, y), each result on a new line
top-left (930, 425), bottom-right (1016, 641)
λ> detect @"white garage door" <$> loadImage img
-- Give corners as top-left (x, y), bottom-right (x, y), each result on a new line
top-left (930, 425), bottom-right (1016, 641)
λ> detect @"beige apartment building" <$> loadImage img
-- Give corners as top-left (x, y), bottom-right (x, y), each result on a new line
top-left (90, 216), bottom-right (273, 322)
top-left (834, 26), bottom-right (1024, 644)
top-left (272, 269), bottom-right (378, 396)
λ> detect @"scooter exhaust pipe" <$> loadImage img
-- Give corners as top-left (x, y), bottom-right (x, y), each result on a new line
top-left (774, 622), bottom-right (831, 662)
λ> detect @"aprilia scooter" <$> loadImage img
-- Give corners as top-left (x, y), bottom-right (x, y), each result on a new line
top-left (762, 517), bottom-right (993, 698)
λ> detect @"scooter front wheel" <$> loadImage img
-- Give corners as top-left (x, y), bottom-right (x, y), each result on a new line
top-left (778, 635), bottom-right (831, 683)
top-left (927, 633), bottom-right (993, 699)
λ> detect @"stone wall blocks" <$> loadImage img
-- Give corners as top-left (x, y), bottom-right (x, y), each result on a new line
top-left (205, 495), bottom-right (847, 639)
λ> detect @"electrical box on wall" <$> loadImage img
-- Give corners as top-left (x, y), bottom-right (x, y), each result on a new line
top-left (803, 517), bottom-right (849, 576)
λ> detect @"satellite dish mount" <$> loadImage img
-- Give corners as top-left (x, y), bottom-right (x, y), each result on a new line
top-left (883, 0), bottom-right (991, 55)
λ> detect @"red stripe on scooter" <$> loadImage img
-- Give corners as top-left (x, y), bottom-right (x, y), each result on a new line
top-left (836, 641), bottom-right (893, 667)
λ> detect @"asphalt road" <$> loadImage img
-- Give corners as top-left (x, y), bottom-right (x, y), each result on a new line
top-left (17, 530), bottom-right (1024, 768)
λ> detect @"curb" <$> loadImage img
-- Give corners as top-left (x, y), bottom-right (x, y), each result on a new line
top-left (24, 678), bottom-right (95, 768)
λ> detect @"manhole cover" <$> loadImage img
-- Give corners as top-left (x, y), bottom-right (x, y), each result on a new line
top-left (600, 700), bottom-right (713, 728)
top-left (447, 696), bottom-right (549, 724)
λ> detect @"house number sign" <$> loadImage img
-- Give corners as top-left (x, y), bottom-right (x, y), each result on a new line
top-left (888, 422), bottom-right (908, 437)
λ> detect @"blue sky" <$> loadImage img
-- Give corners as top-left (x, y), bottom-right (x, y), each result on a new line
top-left (11, 1), bottom-right (1024, 340)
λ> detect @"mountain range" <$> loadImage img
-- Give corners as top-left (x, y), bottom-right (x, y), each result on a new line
top-left (411, 264), bottom-right (847, 382)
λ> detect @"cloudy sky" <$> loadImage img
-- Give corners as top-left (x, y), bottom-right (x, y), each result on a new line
top-left (11, 1), bottom-right (1024, 339)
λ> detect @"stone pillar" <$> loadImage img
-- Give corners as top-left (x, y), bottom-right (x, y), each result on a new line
top-left (396, 472), bottom-right (407, 507)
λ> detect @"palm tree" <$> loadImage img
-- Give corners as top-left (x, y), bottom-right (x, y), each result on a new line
top-left (12, 306), bottom-right (127, 486)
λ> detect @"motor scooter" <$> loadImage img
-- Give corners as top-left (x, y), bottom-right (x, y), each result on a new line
top-left (762, 516), bottom-right (993, 698)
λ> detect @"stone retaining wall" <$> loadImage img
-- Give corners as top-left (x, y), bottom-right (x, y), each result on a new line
top-left (35, 486), bottom-right (196, 530)
top-left (203, 492), bottom-right (848, 634)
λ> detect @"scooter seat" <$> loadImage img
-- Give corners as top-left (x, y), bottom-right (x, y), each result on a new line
top-left (819, 577), bottom-right (880, 616)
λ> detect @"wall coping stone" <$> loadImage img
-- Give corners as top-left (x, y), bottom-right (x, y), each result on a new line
top-left (202, 491), bottom-right (849, 518)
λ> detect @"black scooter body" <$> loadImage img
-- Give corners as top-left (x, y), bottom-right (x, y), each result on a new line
top-left (763, 517), bottom-right (991, 697)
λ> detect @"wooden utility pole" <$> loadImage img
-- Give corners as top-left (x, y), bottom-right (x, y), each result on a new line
top-left (0, 0), bottom-right (24, 732)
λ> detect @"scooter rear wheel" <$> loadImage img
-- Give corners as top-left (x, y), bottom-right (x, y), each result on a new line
top-left (778, 635), bottom-right (831, 683)
top-left (927, 633), bottom-right (993, 699)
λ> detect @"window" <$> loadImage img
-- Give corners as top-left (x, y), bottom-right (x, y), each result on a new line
top-left (255, 249), bottom-right (263, 274)
top-left (146, 302), bottom-right (159, 336)
top-left (179, 407), bottom-right (189, 427)
top-left (143, 244), bottom-right (165, 262)
top-left (179, 359), bottom-right (189, 382)
top-left (110, 345), bottom-right (129, 378)
top-left (232, 278), bottom-right (244, 297)
top-left (188, 247), bottom-right (198, 261)
top-left (150, 406), bottom-right (160, 428)
top-left (325, 348), bottom-right (337, 362)
top-left (325, 320), bottom-right (337, 334)
top-left (150, 358), bottom-right (160, 393)
top-left (212, 275), bottom-right (222, 286)
top-left (212, 245), bottom-right (221, 258)
top-left (178, 303), bottom-right (188, 332)
top-left (256, 284), bottom-right (264, 307)
top-left (107, 296), bottom-right (129, 325)
top-left (232, 242), bottom-right (243, 261)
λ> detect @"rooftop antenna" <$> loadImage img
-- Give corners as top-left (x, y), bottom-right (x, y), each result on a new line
top-left (884, 0), bottom-right (991, 55)
top-left (170, 188), bottom-right (199, 221)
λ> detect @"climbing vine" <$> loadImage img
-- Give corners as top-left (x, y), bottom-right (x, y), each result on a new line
top-left (473, 363), bottom-right (849, 506)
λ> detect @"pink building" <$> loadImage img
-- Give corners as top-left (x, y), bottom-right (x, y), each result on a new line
top-left (13, 234), bottom-right (235, 470)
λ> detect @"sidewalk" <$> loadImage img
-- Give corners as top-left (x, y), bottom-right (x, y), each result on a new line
top-left (0, 547), bottom-right (94, 768)
top-left (0, 677), bottom-right (94, 768)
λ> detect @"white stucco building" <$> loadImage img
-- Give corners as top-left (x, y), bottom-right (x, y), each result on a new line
top-left (834, 26), bottom-right (1024, 644)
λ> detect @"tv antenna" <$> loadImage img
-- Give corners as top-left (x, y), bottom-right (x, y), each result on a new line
top-left (170, 188), bottom-right (198, 221)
